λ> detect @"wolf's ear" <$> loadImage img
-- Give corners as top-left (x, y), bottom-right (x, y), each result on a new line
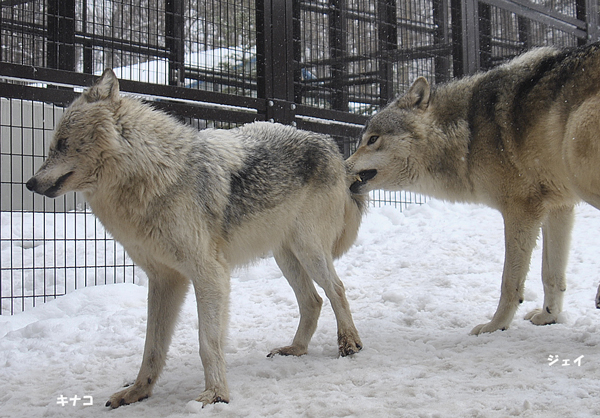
top-left (84, 69), bottom-right (120, 103)
top-left (403, 77), bottom-right (430, 110)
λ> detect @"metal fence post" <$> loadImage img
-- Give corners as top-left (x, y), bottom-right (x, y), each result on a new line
top-left (47, 0), bottom-right (75, 71)
top-left (330, 0), bottom-right (349, 111)
top-left (433, 0), bottom-right (451, 83)
top-left (256, 0), bottom-right (296, 124)
top-left (478, 3), bottom-right (492, 70)
top-left (450, 0), bottom-right (479, 77)
top-left (578, 0), bottom-right (599, 43)
top-left (81, 0), bottom-right (93, 74)
top-left (166, 0), bottom-right (185, 86)
top-left (377, 0), bottom-right (397, 107)
top-left (293, 1), bottom-right (303, 105)
top-left (517, 16), bottom-right (532, 52)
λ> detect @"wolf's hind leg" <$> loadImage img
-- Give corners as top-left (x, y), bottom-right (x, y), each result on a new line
top-left (524, 205), bottom-right (574, 325)
top-left (106, 264), bottom-right (189, 408)
top-left (269, 248), bottom-right (323, 357)
top-left (293, 244), bottom-right (361, 356)
top-left (471, 210), bottom-right (542, 335)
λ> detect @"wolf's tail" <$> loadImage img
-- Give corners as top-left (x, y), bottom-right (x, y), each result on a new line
top-left (333, 191), bottom-right (367, 259)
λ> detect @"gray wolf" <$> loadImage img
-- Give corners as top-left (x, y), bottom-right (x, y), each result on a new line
top-left (26, 69), bottom-right (366, 407)
top-left (347, 42), bottom-right (600, 335)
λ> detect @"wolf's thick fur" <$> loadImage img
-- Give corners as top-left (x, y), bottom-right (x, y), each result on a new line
top-left (27, 69), bottom-right (366, 407)
top-left (347, 42), bottom-right (600, 335)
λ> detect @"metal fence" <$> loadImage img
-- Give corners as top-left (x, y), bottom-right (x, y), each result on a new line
top-left (1, 0), bottom-right (598, 314)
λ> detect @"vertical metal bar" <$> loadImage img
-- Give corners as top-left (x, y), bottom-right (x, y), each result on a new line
top-left (465, 0), bottom-right (479, 74)
top-left (478, 3), bottom-right (492, 70)
top-left (330, 0), bottom-right (348, 111)
top-left (256, 0), bottom-right (273, 102)
top-left (517, 16), bottom-right (531, 52)
top-left (82, 0), bottom-right (93, 74)
top-left (433, 0), bottom-right (451, 82)
top-left (450, 0), bottom-right (479, 77)
top-left (293, 1), bottom-right (303, 104)
top-left (587, 0), bottom-right (599, 43)
top-left (47, 0), bottom-right (57, 68)
top-left (0, 1), bottom-right (3, 63)
top-left (46, 0), bottom-right (76, 71)
top-left (450, 0), bottom-right (464, 78)
top-left (377, 0), bottom-right (397, 107)
top-left (166, 0), bottom-right (185, 86)
top-left (272, 0), bottom-right (294, 103)
top-left (256, 0), bottom-right (295, 124)
top-left (576, 0), bottom-right (586, 45)
top-left (578, 0), bottom-right (599, 44)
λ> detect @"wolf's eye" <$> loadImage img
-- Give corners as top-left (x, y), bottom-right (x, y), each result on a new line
top-left (367, 135), bottom-right (379, 146)
top-left (55, 137), bottom-right (67, 153)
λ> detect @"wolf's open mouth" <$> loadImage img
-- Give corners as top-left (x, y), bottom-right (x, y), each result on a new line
top-left (350, 169), bottom-right (377, 194)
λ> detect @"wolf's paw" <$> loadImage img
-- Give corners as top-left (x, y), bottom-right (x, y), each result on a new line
top-left (105, 381), bottom-right (151, 409)
top-left (196, 388), bottom-right (229, 406)
top-left (470, 321), bottom-right (508, 335)
top-left (524, 308), bottom-right (557, 325)
top-left (267, 345), bottom-right (307, 358)
top-left (338, 333), bottom-right (363, 357)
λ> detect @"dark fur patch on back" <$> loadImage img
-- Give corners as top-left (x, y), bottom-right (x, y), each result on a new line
top-left (463, 44), bottom-right (600, 151)
top-left (223, 135), bottom-right (337, 232)
top-left (227, 145), bottom-right (284, 218)
top-left (510, 52), bottom-right (569, 143)
top-left (468, 72), bottom-right (502, 122)
top-left (185, 143), bottom-right (230, 223)
top-left (510, 43), bottom-right (600, 145)
top-left (466, 71), bottom-right (506, 155)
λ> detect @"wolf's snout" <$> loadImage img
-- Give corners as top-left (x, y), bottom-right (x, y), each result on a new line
top-left (25, 177), bottom-right (38, 192)
top-left (350, 169), bottom-right (377, 194)
top-left (26, 171), bottom-right (74, 198)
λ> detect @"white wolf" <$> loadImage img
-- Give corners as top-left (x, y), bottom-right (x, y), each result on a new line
top-left (348, 42), bottom-right (600, 335)
top-left (27, 69), bottom-right (366, 408)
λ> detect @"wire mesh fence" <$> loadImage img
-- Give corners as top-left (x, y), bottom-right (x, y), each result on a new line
top-left (0, 97), bottom-right (141, 314)
top-left (1, 0), bottom-right (597, 314)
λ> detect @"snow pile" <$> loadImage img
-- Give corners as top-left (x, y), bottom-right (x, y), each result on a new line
top-left (1, 200), bottom-right (600, 417)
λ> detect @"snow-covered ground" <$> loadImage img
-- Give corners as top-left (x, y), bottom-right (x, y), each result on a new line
top-left (2, 200), bottom-right (600, 417)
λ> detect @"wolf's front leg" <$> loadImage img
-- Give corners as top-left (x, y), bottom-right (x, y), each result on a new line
top-left (471, 210), bottom-right (542, 335)
top-left (106, 266), bottom-right (189, 408)
top-left (192, 258), bottom-right (231, 406)
top-left (525, 206), bottom-right (574, 325)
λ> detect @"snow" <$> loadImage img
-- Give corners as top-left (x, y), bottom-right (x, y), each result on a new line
top-left (107, 46), bottom-right (255, 86)
top-left (2, 200), bottom-right (600, 417)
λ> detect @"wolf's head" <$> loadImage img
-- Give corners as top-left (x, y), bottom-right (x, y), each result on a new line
top-left (346, 77), bottom-right (433, 194)
top-left (26, 69), bottom-right (122, 198)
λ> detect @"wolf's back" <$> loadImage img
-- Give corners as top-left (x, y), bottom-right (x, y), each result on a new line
top-left (223, 122), bottom-right (365, 257)
top-left (235, 122), bottom-right (366, 258)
